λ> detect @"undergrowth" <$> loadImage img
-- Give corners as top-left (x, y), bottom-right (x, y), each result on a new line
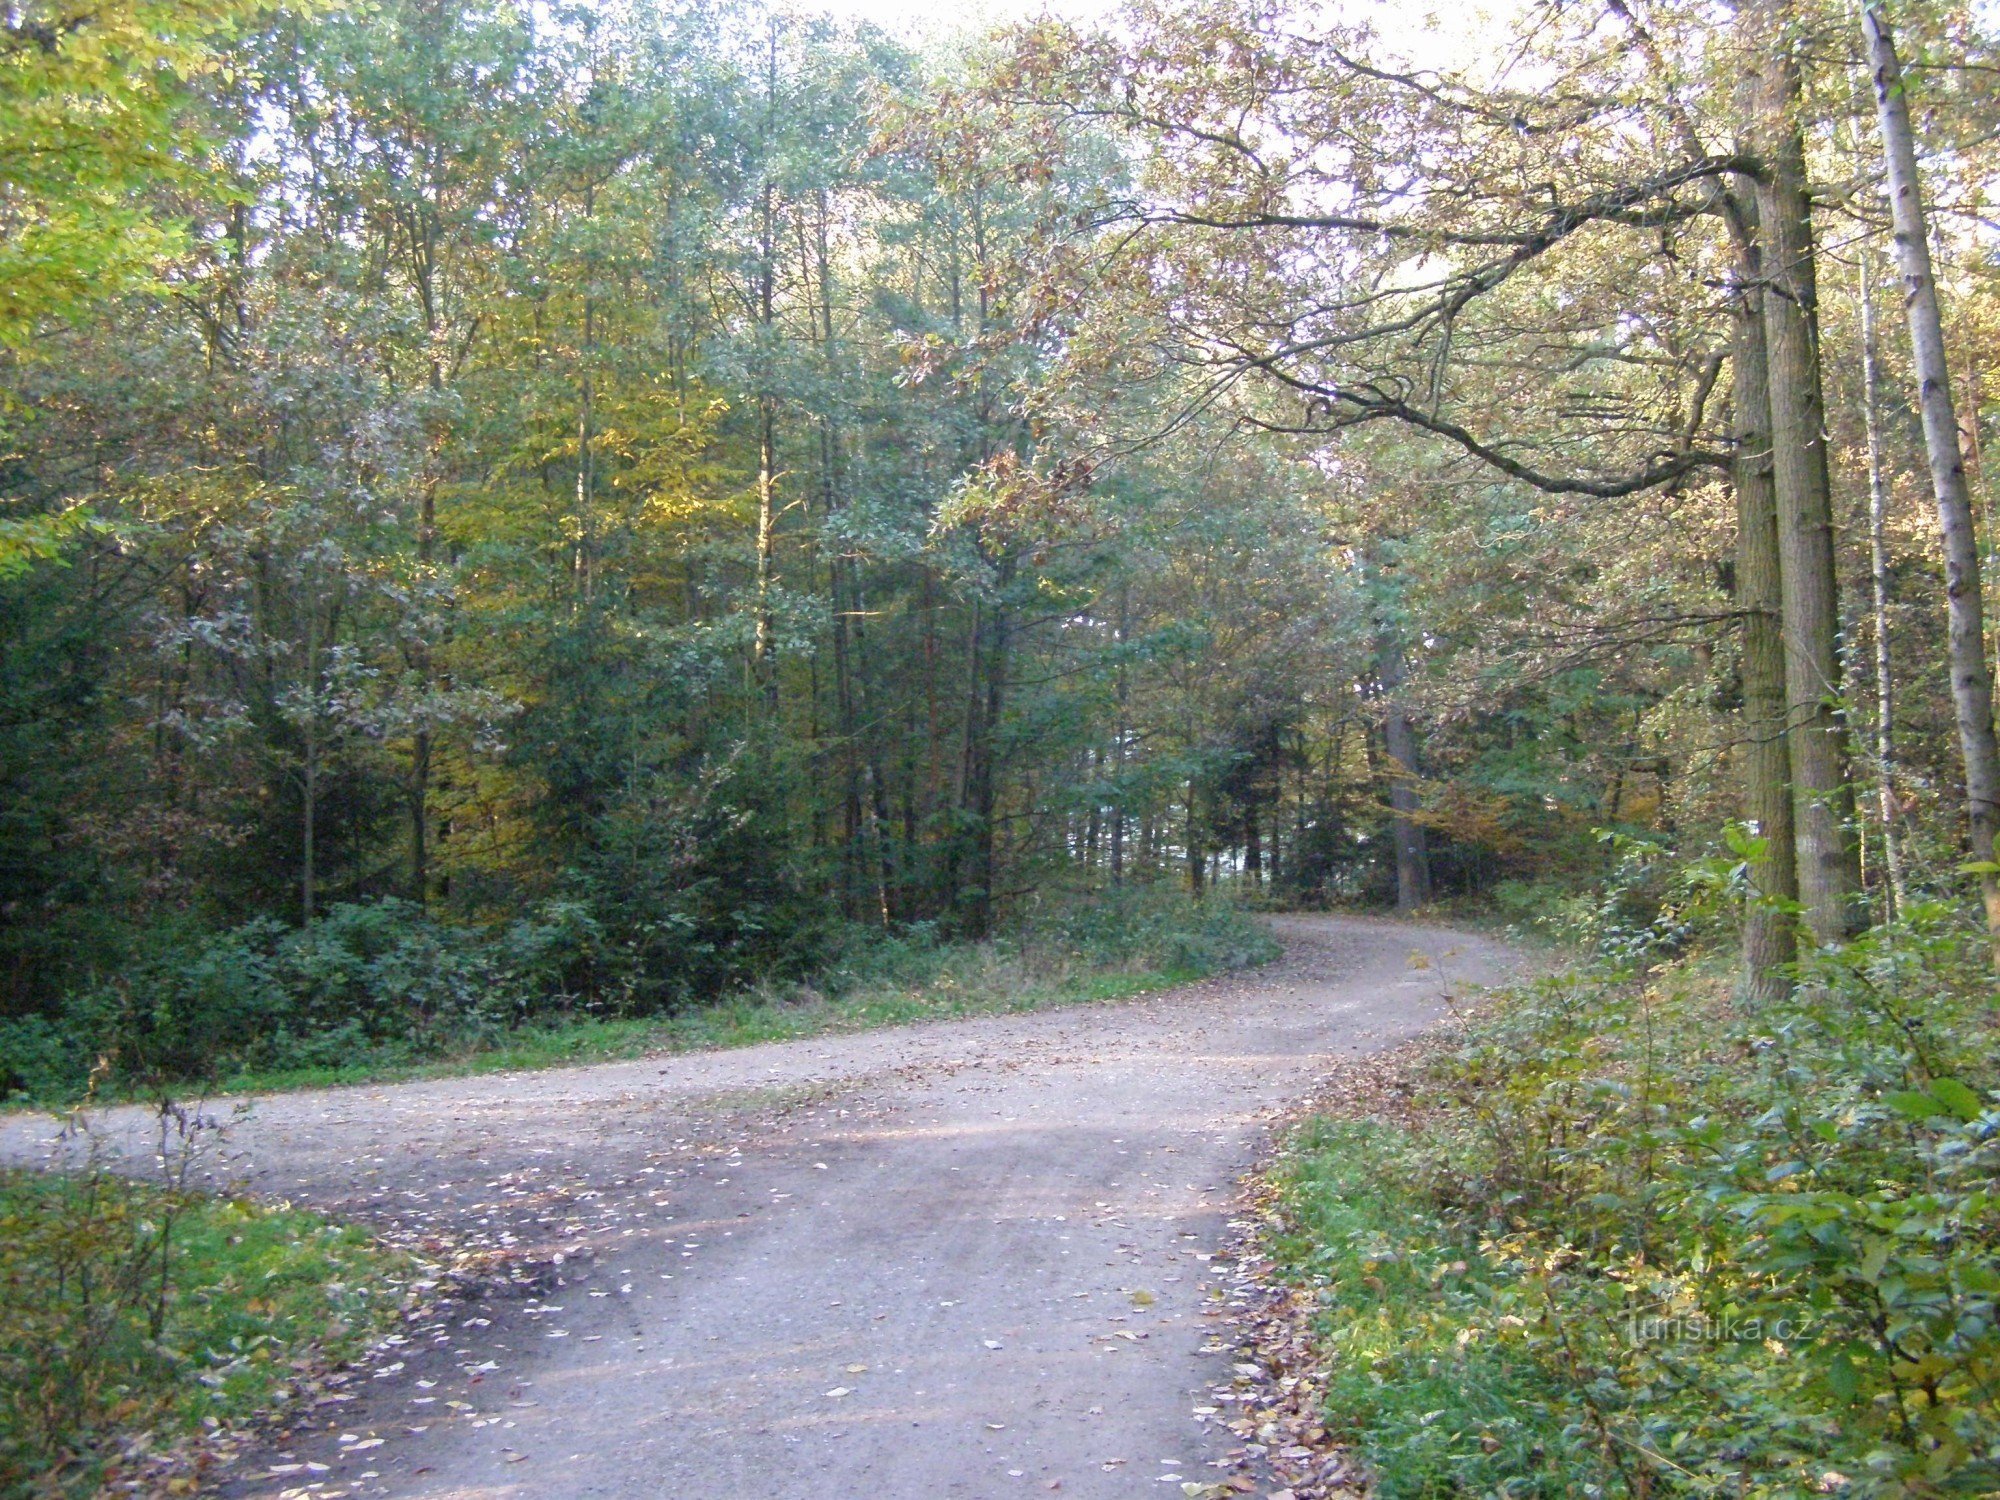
top-left (0, 1148), bottom-right (415, 1497)
top-left (1271, 894), bottom-right (2000, 1497)
top-left (2, 887), bottom-right (1277, 1104)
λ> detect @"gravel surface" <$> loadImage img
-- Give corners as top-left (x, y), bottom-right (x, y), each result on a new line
top-left (0, 913), bottom-right (1515, 1499)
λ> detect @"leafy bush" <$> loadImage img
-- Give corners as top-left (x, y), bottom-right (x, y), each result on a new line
top-left (1272, 1120), bottom-right (1611, 1498)
top-left (1015, 884), bottom-right (1281, 975)
top-left (0, 1133), bottom-right (415, 1496)
top-left (575, 755), bottom-right (838, 1009)
top-left (1273, 901), bottom-right (2000, 1497)
top-left (1, 888), bottom-right (1277, 1103)
top-left (5, 901), bottom-right (536, 1098)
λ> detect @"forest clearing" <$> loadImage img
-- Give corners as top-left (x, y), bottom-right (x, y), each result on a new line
top-left (3, 0), bottom-right (1999, 1495)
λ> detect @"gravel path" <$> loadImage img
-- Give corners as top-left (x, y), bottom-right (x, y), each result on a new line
top-left (0, 914), bottom-right (1514, 1499)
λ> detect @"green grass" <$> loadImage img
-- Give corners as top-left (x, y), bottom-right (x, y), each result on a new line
top-left (0, 1169), bottom-right (418, 1497)
top-left (1268, 1119), bottom-right (1610, 1498)
top-left (201, 959), bottom-right (1206, 1099)
top-left (1266, 903), bottom-right (2000, 1498)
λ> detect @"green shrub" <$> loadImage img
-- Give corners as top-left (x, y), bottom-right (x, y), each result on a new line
top-left (1016, 884), bottom-right (1281, 974)
top-left (1272, 1120), bottom-right (1612, 1498)
top-left (2, 888), bottom-right (1277, 1103)
top-left (0, 1159), bottom-right (414, 1497)
top-left (1273, 901), bottom-right (2000, 1497)
top-left (0, 1015), bottom-right (86, 1105)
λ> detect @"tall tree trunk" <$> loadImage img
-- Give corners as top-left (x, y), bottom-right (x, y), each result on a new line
top-left (752, 199), bottom-right (778, 714)
top-left (1109, 584), bottom-right (1128, 886)
top-left (410, 229), bottom-right (440, 909)
top-left (950, 599), bottom-right (982, 900)
top-left (301, 582), bottom-right (320, 932)
top-left (1747, 1), bottom-right (1863, 944)
top-left (751, 24), bottom-right (780, 716)
top-left (1083, 746), bottom-right (1101, 877)
top-left (1732, 236), bottom-right (1800, 999)
top-left (812, 191), bottom-right (863, 916)
top-left (1382, 700), bottom-right (1430, 912)
top-left (1376, 637), bottom-right (1431, 912)
top-left (969, 574), bottom-right (1009, 936)
top-left (952, 565), bottom-right (1010, 938)
top-left (1186, 782), bottom-right (1204, 899)
top-left (1856, 247), bottom-right (1908, 919)
top-left (574, 181), bottom-right (599, 612)
top-left (1864, 3), bottom-right (2000, 962)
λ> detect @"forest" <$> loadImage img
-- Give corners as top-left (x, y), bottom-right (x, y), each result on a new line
top-left (0, 0), bottom-right (1988, 1082)
top-left (4, 0), bottom-right (2000, 1495)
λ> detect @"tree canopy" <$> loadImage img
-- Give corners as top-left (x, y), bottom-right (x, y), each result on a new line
top-left (2, 0), bottom-right (1998, 1052)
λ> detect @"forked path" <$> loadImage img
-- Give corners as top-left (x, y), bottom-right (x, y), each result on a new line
top-left (0, 915), bottom-right (1514, 1499)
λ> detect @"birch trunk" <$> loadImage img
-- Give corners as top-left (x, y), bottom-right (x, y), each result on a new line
top-left (1856, 249), bottom-right (1908, 918)
top-left (1863, 2), bottom-right (2000, 962)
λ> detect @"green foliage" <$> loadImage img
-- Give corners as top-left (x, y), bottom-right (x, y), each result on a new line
top-left (0, 0), bottom-right (262, 349)
top-left (1271, 1121), bottom-right (1611, 1498)
top-left (2, 0), bottom-right (1625, 1084)
top-left (0, 891), bottom-right (1275, 1103)
top-left (569, 753), bottom-right (838, 1008)
top-left (1018, 884), bottom-right (1283, 974)
top-left (0, 1164), bottom-right (413, 1497)
top-left (0, 899), bottom-right (601, 1098)
top-left (1271, 906), bottom-right (2000, 1497)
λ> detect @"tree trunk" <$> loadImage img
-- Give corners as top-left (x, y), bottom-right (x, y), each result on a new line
top-left (969, 581), bottom-right (1008, 935)
top-left (1383, 699), bottom-right (1430, 912)
top-left (1747, 1), bottom-right (1863, 944)
top-left (1731, 234), bottom-right (1799, 1000)
top-left (751, 26), bottom-right (780, 716)
top-left (1109, 585), bottom-right (1128, 886)
top-left (301, 591), bottom-right (320, 932)
top-left (1376, 635), bottom-right (1431, 912)
top-left (410, 266), bottom-right (440, 909)
top-left (953, 566), bottom-right (1010, 938)
top-left (752, 253), bottom-right (778, 714)
top-left (1864, 2), bottom-right (2000, 962)
top-left (574, 183), bottom-right (599, 611)
top-left (1083, 747), bottom-right (1101, 877)
top-left (949, 597), bottom-right (983, 912)
top-left (1856, 247), bottom-right (1908, 919)
top-left (1186, 782), bottom-right (1204, 899)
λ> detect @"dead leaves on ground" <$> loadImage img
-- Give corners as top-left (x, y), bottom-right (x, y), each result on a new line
top-left (1196, 1035), bottom-right (1451, 1500)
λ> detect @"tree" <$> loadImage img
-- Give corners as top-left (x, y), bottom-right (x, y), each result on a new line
top-left (0, 0), bottom-right (261, 348)
top-left (984, 0), bottom-right (1873, 978)
top-left (1862, 0), bottom-right (2000, 964)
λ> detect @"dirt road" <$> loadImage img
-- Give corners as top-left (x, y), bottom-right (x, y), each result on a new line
top-left (0, 915), bottom-right (1513, 1499)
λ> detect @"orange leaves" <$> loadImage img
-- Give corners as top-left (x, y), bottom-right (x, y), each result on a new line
top-left (935, 449), bottom-right (1098, 547)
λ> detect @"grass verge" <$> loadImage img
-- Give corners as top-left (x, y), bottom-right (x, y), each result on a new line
top-left (211, 959), bottom-right (1206, 1097)
top-left (1262, 901), bottom-right (2000, 1498)
top-left (0, 1167), bottom-right (417, 1498)
top-left (1269, 1118), bottom-right (1612, 1497)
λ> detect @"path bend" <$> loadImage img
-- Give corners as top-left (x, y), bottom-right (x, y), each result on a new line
top-left (0, 913), bottom-right (1515, 1499)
